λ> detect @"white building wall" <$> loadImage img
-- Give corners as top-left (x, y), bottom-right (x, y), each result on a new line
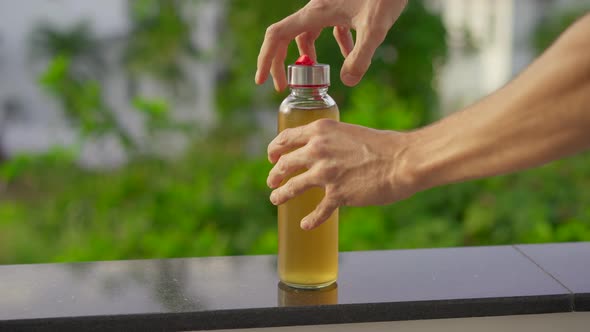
top-left (435, 0), bottom-right (514, 115)
top-left (0, 0), bottom-right (219, 168)
top-left (434, 0), bottom-right (581, 115)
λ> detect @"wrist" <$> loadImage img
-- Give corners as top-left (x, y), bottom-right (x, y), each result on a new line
top-left (396, 125), bottom-right (454, 194)
top-left (384, 129), bottom-right (432, 200)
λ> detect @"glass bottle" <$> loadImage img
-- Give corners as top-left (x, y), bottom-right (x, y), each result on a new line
top-left (277, 55), bottom-right (339, 289)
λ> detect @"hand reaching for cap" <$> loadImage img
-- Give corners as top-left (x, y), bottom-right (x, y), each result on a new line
top-left (255, 0), bottom-right (408, 91)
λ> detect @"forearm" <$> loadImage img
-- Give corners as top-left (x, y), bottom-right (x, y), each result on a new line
top-left (403, 14), bottom-right (590, 191)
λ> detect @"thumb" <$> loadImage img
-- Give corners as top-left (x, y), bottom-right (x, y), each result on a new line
top-left (340, 27), bottom-right (387, 86)
top-left (300, 195), bottom-right (339, 230)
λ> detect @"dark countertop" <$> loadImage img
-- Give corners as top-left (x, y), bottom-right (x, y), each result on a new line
top-left (516, 242), bottom-right (590, 311)
top-left (0, 243), bottom-right (587, 331)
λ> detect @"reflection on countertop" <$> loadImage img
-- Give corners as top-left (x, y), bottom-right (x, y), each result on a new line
top-left (278, 282), bottom-right (338, 307)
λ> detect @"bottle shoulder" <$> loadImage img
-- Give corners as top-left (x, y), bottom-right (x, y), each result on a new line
top-left (280, 93), bottom-right (338, 113)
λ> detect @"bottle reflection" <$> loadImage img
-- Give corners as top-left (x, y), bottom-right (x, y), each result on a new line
top-left (277, 281), bottom-right (338, 307)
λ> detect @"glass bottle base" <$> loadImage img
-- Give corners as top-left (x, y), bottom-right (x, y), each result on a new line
top-left (280, 279), bottom-right (337, 290)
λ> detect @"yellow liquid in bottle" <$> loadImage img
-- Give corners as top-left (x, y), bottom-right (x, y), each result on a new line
top-left (277, 105), bottom-right (339, 289)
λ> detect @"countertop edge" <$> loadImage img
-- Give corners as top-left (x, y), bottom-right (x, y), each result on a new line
top-left (0, 294), bottom-right (572, 332)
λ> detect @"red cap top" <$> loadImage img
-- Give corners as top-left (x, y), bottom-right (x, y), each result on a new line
top-left (295, 54), bottom-right (315, 66)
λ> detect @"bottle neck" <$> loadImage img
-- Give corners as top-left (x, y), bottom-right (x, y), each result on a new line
top-left (289, 86), bottom-right (329, 98)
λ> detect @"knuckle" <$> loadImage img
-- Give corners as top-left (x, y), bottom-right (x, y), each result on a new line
top-left (265, 24), bottom-right (282, 40)
top-left (314, 118), bottom-right (336, 131)
top-left (309, 140), bottom-right (328, 158)
top-left (277, 159), bottom-right (289, 174)
top-left (295, 33), bottom-right (308, 44)
top-left (318, 203), bottom-right (336, 220)
top-left (285, 179), bottom-right (297, 197)
top-left (321, 163), bottom-right (338, 180)
top-left (295, 125), bottom-right (306, 140)
top-left (306, 0), bottom-right (329, 12)
top-left (315, 162), bottom-right (331, 178)
top-left (317, 135), bottom-right (331, 147)
top-left (276, 130), bottom-right (289, 145)
top-left (327, 190), bottom-right (343, 205)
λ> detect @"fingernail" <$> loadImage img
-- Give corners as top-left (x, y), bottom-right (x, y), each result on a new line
top-left (270, 192), bottom-right (278, 205)
top-left (255, 70), bottom-right (260, 83)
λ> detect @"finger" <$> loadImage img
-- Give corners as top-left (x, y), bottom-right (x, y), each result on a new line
top-left (267, 145), bottom-right (312, 189)
top-left (270, 44), bottom-right (288, 91)
top-left (340, 26), bottom-right (387, 86)
top-left (256, 24), bottom-right (281, 85)
top-left (269, 171), bottom-right (321, 206)
top-left (296, 30), bottom-right (320, 61)
top-left (268, 125), bottom-right (313, 164)
top-left (255, 8), bottom-right (327, 86)
top-left (300, 194), bottom-right (339, 230)
top-left (333, 26), bottom-right (354, 58)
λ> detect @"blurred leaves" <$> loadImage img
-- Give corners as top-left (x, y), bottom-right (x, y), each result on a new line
top-left (124, 0), bottom-right (199, 92)
top-left (38, 54), bottom-right (134, 147)
top-left (30, 21), bottom-right (103, 73)
top-left (0, 147), bottom-right (76, 182)
top-left (1, 1), bottom-right (588, 266)
top-left (31, 0), bottom-right (202, 153)
top-left (2, 144), bottom-right (588, 264)
top-left (133, 97), bottom-right (169, 117)
top-left (342, 81), bottom-right (421, 130)
top-left (0, 138), bottom-right (275, 263)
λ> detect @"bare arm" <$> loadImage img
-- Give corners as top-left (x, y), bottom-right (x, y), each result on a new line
top-left (267, 13), bottom-right (590, 230)
top-left (406, 13), bottom-right (590, 192)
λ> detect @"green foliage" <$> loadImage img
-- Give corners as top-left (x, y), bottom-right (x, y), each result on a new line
top-left (132, 97), bottom-right (174, 134)
top-left (32, 22), bottom-right (137, 149)
top-left (125, 0), bottom-right (199, 91)
top-left (2, 141), bottom-right (589, 264)
top-left (372, 0), bottom-right (447, 121)
top-left (0, 138), bottom-right (275, 263)
top-left (0, 147), bottom-right (76, 182)
top-left (30, 21), bottom-right (103, 70)
top-left (31, 1), bottom-right (200, 153)
top-left (2, 1), bottom-right (588, 266)
top-left (342, 81), bottom-right (421, 130)
top-left (38, 54), bottom-right (134, 147)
